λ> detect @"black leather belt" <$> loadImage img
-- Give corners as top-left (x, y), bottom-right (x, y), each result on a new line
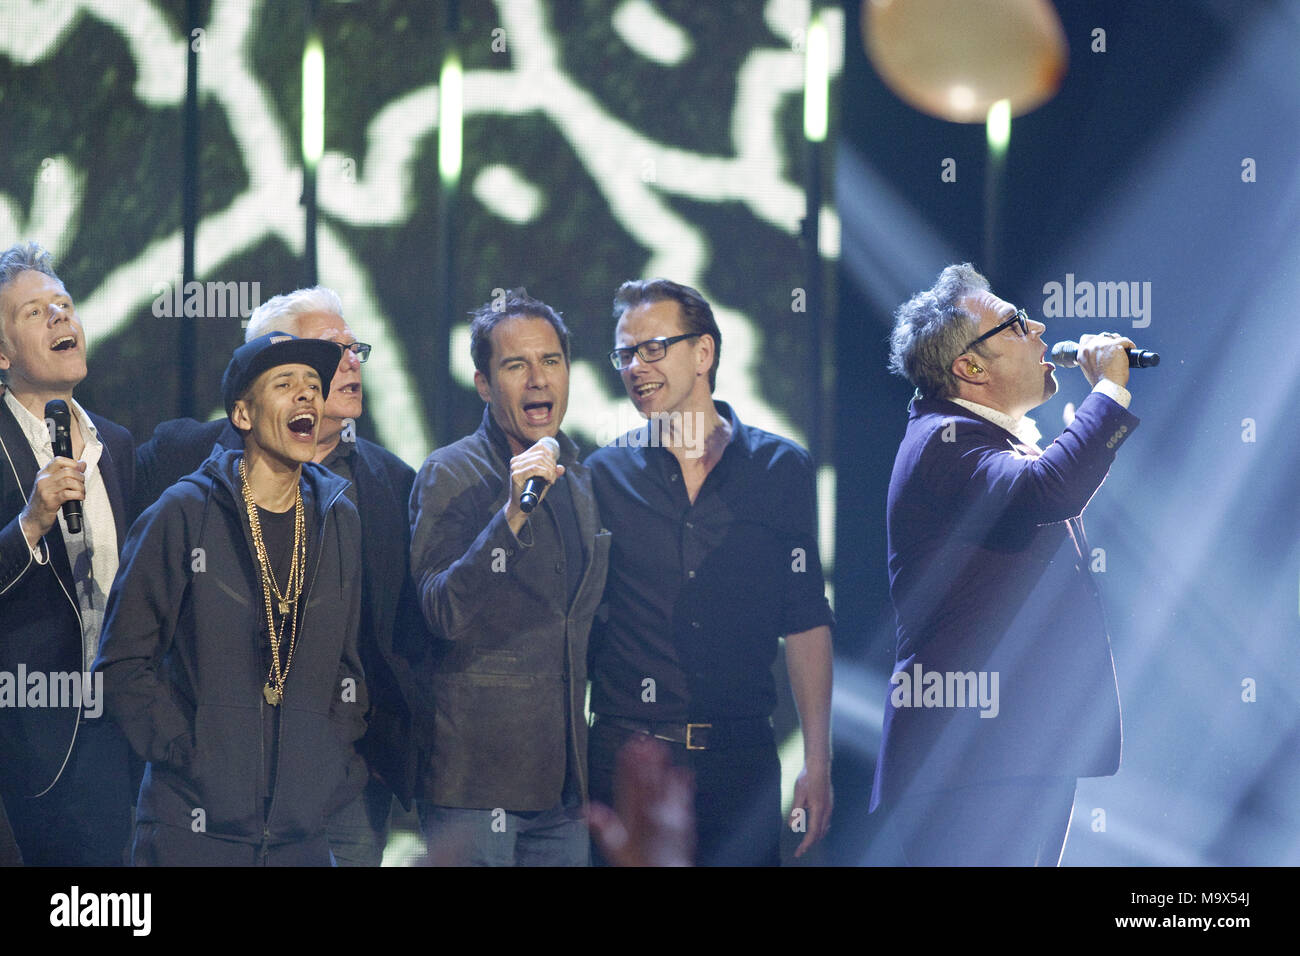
top-left (594, 714), bottom-right (773, 751)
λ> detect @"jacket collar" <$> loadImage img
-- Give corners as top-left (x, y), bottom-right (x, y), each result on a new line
top-left (479, 403), bottom-right (578, 467)
top-left (909, 394), bottom-right (1038, 449)
top-left (194, 446), bottom-right (351, 522)
top-left (947, 397), bottom-right (1042, 446)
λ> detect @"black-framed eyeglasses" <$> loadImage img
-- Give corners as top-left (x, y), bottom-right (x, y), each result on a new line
top-left (608, 333), bottom-right (701, 371)
top-left (337, 341), bottom-right (372, 364)
top-left (962, 308), bottom-right (1029, 352)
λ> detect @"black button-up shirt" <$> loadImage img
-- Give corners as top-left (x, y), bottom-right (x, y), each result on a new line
top-left (587, 401), bottom-right (833, 723)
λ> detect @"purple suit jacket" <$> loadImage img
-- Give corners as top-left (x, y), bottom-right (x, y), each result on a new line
top-left (871, 390), bottom-right (1138, 809)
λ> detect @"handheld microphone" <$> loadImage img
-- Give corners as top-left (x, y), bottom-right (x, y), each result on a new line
top-left (520, 436), bottom-right (560, 514)
top-left (1050, 341), bottom-right (1160, 369)
top-left (44, 399), bottom-right (82, 533)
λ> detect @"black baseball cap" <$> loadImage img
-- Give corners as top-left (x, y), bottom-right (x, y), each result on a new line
top-left (221, 331), bottom-right (341, 418)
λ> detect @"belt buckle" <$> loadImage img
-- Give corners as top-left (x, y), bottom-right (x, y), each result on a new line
top-left (685, 723), bottom-right (712, 750)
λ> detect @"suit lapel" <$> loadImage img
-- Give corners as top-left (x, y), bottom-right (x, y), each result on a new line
top-left (0, 399), bottom-right (76, 593)
top-left (566, 463), bottom-right (599, 565)
top-left (0, 399), bottom-right (37, 497)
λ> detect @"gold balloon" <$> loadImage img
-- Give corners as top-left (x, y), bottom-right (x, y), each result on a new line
top-left (863, 0), bottom-right (1068, 123)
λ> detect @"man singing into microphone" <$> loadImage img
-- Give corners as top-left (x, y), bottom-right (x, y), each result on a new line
top-left (408, 289), bottom-right (608, 865)
top-left (871, 263), bottom-right (1139, 865)
top-left (0, 241), bottom-right (135, 865)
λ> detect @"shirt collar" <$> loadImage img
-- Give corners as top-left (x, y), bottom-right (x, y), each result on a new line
top-left (321, 433), bottom-right (357, 469)
top-left (949, 397), bottom-right (1042, 447)
top-left (712, 400), bottom-right (751, 458)
top-left (3, 389), bottom-right (101, 453)
top-left (632, 399), bottom-right (750, 461)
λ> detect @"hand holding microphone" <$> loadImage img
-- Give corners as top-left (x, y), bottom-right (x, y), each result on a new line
top-left (1051, 334), bottom-right (1158, 388)
top-left (506, 436), bottom-right (564, 532)
top-left (520, 436), bottom-right (562, 514)
top-left (18, 400), bottom-right (86, 546)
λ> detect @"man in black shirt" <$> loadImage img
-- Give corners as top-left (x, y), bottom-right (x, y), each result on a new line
top-left (587, 278), bottom-right (834, 866)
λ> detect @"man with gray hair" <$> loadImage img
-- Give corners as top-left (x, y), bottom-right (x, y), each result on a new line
top-left (132, 286), bottom-right (427, 866)
top-left (870, 263), bottom-right (1139, 865)
top-left (0, 241), bottom-right (135, 864)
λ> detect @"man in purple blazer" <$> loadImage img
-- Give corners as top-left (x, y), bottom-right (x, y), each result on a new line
top-left (871, 263), bottom-right (1139, 866)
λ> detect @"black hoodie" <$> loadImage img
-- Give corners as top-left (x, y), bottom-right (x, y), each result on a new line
top-left (95, 447), bottom-right (367, 852)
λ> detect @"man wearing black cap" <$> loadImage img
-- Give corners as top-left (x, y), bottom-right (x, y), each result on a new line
top-left (95, 332), bottom-right (368, 865)
top-left (132, 287), bottom-right (428, 866)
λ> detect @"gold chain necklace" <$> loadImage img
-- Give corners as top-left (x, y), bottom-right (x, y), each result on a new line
top-left (239, 456), bottom-right (306, 706)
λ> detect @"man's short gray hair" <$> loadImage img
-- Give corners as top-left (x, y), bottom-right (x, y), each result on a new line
top-left (244, 286), bottom-right (344, 341)
top-left (889, 263), bottom-right (991, 399)
top-left (0, 241), bottom-right (64, 384)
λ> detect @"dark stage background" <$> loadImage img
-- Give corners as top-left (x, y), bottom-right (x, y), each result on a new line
top-left (2, 0), bottom-right (1298, 865)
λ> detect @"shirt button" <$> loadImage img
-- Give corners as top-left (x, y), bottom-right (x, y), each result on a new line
top-left (685, 521), bottom-right (694, 530)
top-left (687, 570), bottom-right (696, 579)
top-left (691, 621), bottom-right (701, 629)
top-left (670, 474), bottom-right (679, 482)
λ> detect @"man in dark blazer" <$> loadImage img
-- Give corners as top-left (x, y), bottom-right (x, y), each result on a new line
top-left (409, 289), bottom-right (609, 866)
top-left (131, 287), bottom-right (427, 866)
top-left (0, 241), bottom-right (135, 865)
top-left (871, 263), bottom-right (1139, 866)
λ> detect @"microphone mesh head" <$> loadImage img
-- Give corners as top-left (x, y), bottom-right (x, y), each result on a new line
top-left (1049, 341), bottom-right (1080, 368)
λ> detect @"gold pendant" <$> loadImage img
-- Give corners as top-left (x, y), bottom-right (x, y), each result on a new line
top-left (278, 600), bottom-right (290, 615)
top-left (263, 682), bottom-right (281, 706)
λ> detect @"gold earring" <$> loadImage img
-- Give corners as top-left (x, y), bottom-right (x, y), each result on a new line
top-left (969, 363), bottom-right (983, 374)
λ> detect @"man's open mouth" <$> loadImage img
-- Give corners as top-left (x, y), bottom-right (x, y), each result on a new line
top-left (288, 412), bottom-right (316, 435)
top-left (523, 401), bottom-right (552, 425)
top-left (634, 382), bottom-right (663, 398)
top-left (51, 335), bottom-right (76, 352)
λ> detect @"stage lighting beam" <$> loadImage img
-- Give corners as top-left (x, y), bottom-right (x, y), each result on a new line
top-left (439, 52), bottom-right (463, 184)
top-left (804, 13), bottom-right (829, 143)
top-left (302, 35), bottom-right (324, 168)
